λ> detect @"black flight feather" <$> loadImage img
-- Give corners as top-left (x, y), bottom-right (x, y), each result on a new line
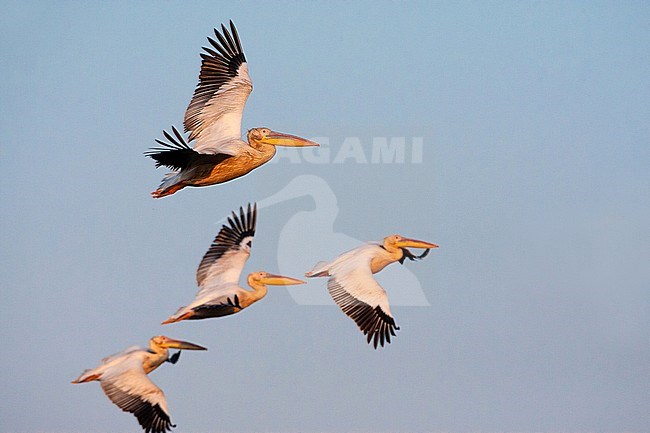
top-left (328, 279), bottom-right (399, 349)
top-left (145, 126), bottom-right (232, 171)
top-left (196, 203), bottom-right (257, 285)
top-left (398, 247), bottom-right (431, 264)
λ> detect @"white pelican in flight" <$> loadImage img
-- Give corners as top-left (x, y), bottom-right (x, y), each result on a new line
top-left (146, 21), bottom-right (319, 198)
top-left (306, 235), bottom-right (438, 348)
top-left (72, 335), bottom-right (206, 433)
top-left (162, 203), bottom-right (304, 323)
top-left (256, 174), bottom-right (433, 306)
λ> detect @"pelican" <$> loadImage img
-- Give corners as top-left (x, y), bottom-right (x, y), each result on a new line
top-left (256, 174), bottom-right (434, 306)
top-left (72, 335), bottom-right (206, 433)
top-left (306, 235), bottom-right (438, 348)
top-left (162, 203), bottom-right (304, 323)
top-left (146, 21), bottom-right (319, 198)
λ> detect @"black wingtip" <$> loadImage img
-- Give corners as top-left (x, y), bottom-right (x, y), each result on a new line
top-left (250, 202), bottom-right (257, 232)
top-left (237, 202), bottom-right (256, 237)
top-left (144, 127), bottom-right (197, 169)
top-left (167, 351), bottom-right (181, 364)
top-left (399, 247), bottom-right (431, 264)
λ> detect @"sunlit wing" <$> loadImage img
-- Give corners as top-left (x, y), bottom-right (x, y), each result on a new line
top-left (327, 251), bottom-right (399, 349)
top-left (100, 346), bottom-right (141, 365)
top-left (100, 355), bottom-right (174, 433)
top-left (184, 20), bottom-right (253, 154)
top-left (195, 203), bottom-right (257, 295)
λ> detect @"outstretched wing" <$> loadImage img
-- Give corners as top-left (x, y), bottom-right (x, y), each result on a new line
top-left (196, 203), bottom-right (257, 291)
top-left (326, 247), bottom-right (399, 349)
top-left (145, 126), bottom-right (233, 171)
top-left (184, 20), bottom-right (253, 154)
top-left (99, 355), bottom-right (174, 433)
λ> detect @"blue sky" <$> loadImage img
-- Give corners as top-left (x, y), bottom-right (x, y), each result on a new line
top-left (1, 1), bottom-right (649, 432)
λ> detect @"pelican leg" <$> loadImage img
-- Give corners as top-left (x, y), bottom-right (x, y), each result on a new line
top-left (151, 182), bottom-right (186, 199)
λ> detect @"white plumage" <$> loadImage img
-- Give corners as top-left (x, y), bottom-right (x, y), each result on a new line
top-left (72, 336), bottom-right (206, 433)
top-left (162, 203), bottom-right (305, 324)
top-left (187, 62), bottom-right (253, 155)
top-left (162, 204), bottom-right (257, 322)
top-left (307, 235), bottom-right (438, 348)
top-left (146, 22), bottom-right (318, 198)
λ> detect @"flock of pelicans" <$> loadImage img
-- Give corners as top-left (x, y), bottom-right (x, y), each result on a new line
top-left (72, 21), bottom-right (438, 433)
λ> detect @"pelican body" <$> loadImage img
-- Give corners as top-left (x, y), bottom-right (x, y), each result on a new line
top-left (72, 336), bottom-right (206, 433)
top-left (162, 203), bottom-right (304, 324)
top-left (306, 235), bottom-right (438, 348)
top-left (146, 21), bottom-right (318, 198)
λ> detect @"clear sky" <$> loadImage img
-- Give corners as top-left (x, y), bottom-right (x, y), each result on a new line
top-left (1, 1), bottom-right (649, 432)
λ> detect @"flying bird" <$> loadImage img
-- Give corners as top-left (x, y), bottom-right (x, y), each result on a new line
top-left (72, 335), bottom-right (206, 433)
top-left (162, 203), bottom-right (304, 324)
top-left (306, 235), bottom-right (438, 348)
top-left (146, 21), bottom-right (319, 198)
top-left (256, 175), bottom-right (434, 306)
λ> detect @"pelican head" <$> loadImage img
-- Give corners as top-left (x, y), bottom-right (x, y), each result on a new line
top-left (150, 335), bottom-right (207, 351)
top-left (384, 234), bottom-right (439, 251)
top-left (248, 271), bottom-right (305, 287)
top-left (248, 128), bottom-right (319, 147)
